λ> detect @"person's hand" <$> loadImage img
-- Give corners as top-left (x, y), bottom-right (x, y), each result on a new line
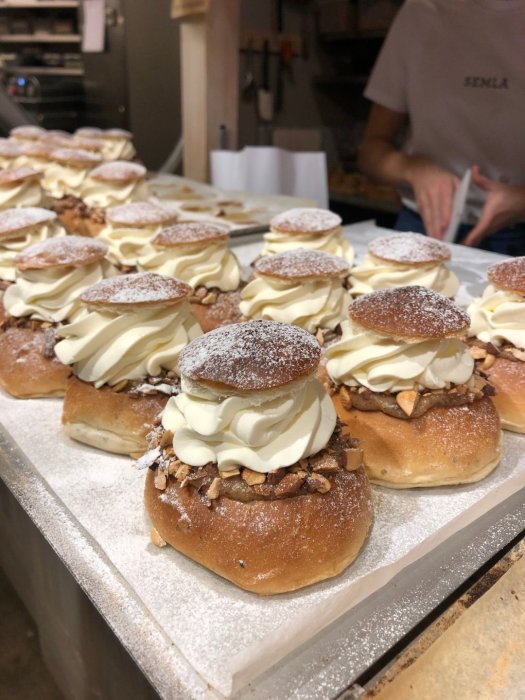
top-left (405, 157), bottom-right (460, 239)
top-left (463, 165), bottom-right (525, 247)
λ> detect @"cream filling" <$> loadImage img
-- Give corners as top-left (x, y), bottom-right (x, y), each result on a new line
top-left (3, 260), bottom-right (116, 323)
top-left (162, 374), bottom-right (336, 473)
top-left (55, 302), bottom-right (201, 387)
top-left (0, 181), bottom-right (44, 210)
top-left (261, 227), bottom-right (354, 265)
top-left (97, 223), bottom-right (160, 267)
top-left (326, 319), bottom-right (474, 392)
top-left (468, 285), bottom-right (525, 349)
top-left (137, 241), bottom-right (241, 291)
top-left (239, 276), bottom-right (350, 332)
top-left (101, 140), bottom-right (136, 161)
top-left (15, 155), bottom-right (51, 173)
top-left (0, 156), bottom-right (20, 169)
top-left (81, 178), bottom-right (150, 209)
top-left (42, 163), bottom-right (91, 198)
top-left (0, 222), bottom-right (65, 282)
top-left (349, 253), bottom-right (459, 298)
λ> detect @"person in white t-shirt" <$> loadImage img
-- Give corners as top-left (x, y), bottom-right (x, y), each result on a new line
top-left (358, 0), bottom-right (525, 256)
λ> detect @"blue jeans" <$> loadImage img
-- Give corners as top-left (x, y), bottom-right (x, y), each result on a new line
top-left (395, 207), bottom-right (525, 257)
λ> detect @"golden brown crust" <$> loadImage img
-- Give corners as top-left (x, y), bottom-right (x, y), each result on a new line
top-left (89, 161), bottom-right (146, 183)
top-left (0, 139), bottom-right (23, 158)
top-left (50, 147), bottom-right (102, 167)
top-left (349, 286), bottom-right (470, 340)
top-left (71, 137), bottom-right (105, 154)
top-left (152, 222), bottom-right (229, 249)
top-left (270, 207), bottom-right (342, 235)
top-left (487, 257), bottom-right (525, 294)
top-left (368, 232), bottom-right (451, 266)
top-left (106, 201), bottom-right (177, 228)
top-left (0, 167), bottom-right (41, 187)
top-left (80, 272), bottom-right (192, 311)
top-left (10, 125), bottom-right (46, 141)
top-left (179, 320), bottom-right (321, 393)
top-left (16, 235), bottom-right (108, 271)
top-left (254, 248), bottom-right (349, 281)
top-left (62, 375), bottom-right (168, 455)
top-left (0, 207), bottom-right (57, 240)
top-left (0, 326), bottom-right (71, 398)
top-left (332, 394), bottom-right (502, 487)
top-left (190, 290), bottom-right (244, 333)
top-left (483, 356), bottom-right (525, 433)
top-left (20, 141), bottom-right (54, 159)
top-left (144, 464), bottom-right (372, 594)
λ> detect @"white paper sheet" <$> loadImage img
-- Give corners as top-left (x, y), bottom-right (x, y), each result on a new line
top-left (82, 0), bottom-right (106, 54)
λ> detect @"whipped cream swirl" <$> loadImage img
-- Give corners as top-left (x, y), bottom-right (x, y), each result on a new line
top-left (81, 178), bottom-right (150, 209)
top-left (162, 374), bottom-right (336, 472)
top-left (349, 254), bottom-right (459, 298)
top-left (0, 222), bottom-right (65, 282)
top-left (326, 319), bottom-right (474, 392)
top-left (97, 224), bottom-right (161, 267)
top-left (240, 276), bottom-right (350, 332)
top-left (468, 285), bottom-right (525, 349)
top-left (137, 241), bottom-right (241, 291)
top-left (261, 228), bottom-right (354, 265)
top-left (3, 260), bottom-right (116, 323)
top-left (42, 163), bottom-right (91, 198)
top-left (55, 302), bottom-right (201, 387)
top-left (0, 180), bottom-right (44, 210)
top-left (100, 139), bottom-right (136, 162)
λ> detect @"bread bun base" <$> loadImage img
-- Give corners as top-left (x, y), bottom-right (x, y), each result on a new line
top-left (332, 394), bottom-right (502, 488)
top-left (62, 375), bottom-right (168, 455)
top-left (145, 465), bottom-right (373, 595)
top-left (190, 290), bottom-right (244, 333)
top-left (0, 326), bottom-right (70, 398)
top-left (483, 357), bottom-right (525, 434)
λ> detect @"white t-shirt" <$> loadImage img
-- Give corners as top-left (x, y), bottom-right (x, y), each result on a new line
top-left (364, 0), bottom-right (525, 221)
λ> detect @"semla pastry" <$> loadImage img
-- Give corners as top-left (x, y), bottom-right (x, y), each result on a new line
top-left (467, 257), bottom-right (525, 433)
top-left (240, 248), bottom-right (350, 344)
top-left (144, 320), bottom-right (372, 594)
top-left (74, 127), bottom-right (136, 161)
top-left (349, 232), bottom-right (459, 298)
top-left (137, 222), bottom-right (243, 332)
top-left (55, 272), bottom-right (202, 455)
top-left (324, 286), bottom-right (502, 488)
top-left (262, 207), bottom-right (354, 265)
top-left (0, 167), bottom-right (45, 210)
top-left (0, 236), bottom-right (113, 398)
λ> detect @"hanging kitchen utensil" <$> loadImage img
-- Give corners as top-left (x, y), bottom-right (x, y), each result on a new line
top-left (257, 39), bottom-right (274, 122)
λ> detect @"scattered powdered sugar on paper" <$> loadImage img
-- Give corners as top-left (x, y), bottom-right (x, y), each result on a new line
top-left (369, 232), bottom-right (451, 264)
top-left (270, 208), bottom-right (341, 234)
top-left (255, 248), bottom-right (349, 279)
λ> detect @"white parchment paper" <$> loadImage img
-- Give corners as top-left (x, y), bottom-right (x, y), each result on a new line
top-left (1, 224), bottom-right (523, 697)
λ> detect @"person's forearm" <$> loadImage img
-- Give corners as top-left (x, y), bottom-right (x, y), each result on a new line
top-left (357, 137), bottom-right (415, 188)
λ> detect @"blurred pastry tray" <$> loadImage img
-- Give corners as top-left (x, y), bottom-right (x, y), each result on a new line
top-left (0, 224), bottom-right (524, 699)
top-left (147, 173), bottom-right (315, 235)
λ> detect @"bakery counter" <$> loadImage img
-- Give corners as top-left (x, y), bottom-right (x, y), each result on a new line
top-left (0, 223), bottom-right (524, 699)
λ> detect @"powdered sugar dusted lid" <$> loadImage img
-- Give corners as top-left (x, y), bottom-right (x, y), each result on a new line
top-left (90, 161), bottom-right (146, 183)
top-left (71, 137), bottom-right (106, 153)
top-left (349, 286), bottom-right (470, 340)
top-left (0, 167), bottom-right (41, 187)
top-left (254, 248), bottom-right (349, 280)
top-left (152, 222), bottom-right (229, 248)
top-left (16, 235), bottom-right (108, 271)
top-left (487, 257), bottom-right (525, 294)
top-left (75, 127), bottom-right (103, 139)
top-left (75, 127), bottom-right (133, 141)
top-left (270, 207), bottom-right (342, 235)
top-left (368, 232), bottom-right (451, 266)
top-left (80, 272), bottom-right (192, 310)
top-left (10, 125), bottom-right (46, 141)
top-left (179, 320), bottom-right (321, 393)
top-left (104, 128), bottom-right (133, 140)
top-left (106, 201), bottom-right (177, 227)
top-left (0, 207), bottom-right (57, 240)
top-left (50, 148), bottom-right (103, 167)
top-left (0, 138), bottom-right (23, 158)
top-left (19, 141), bottom-right (54, 159)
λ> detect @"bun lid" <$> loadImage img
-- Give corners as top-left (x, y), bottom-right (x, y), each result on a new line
top-left (349, 286), bottom-right (469, 340)
top-left (106, 201), bottom-right (177, 227)
top-left (368, 232), bottom-right (451, 266)
top-left (75, 127), bottom-right (133, 141)
top-left (50, 147), bottom-right (102, 167)
top-left (0, 166), bottom-right (41, 187)
top-left (152, 222), bottom-right (229, 248)
top-left (179, 320), bottom-right (321, 394)
top-left (254, 248), bottom-right (349, 281)
top-left (71, 137), bottom-right (106, 153)
top-left (487, 257), bottom-right (525, 294)
top-left (270, 207), bottom-right (342, 235)
top-left (0, 207), bottom-right (57, 240)
top-left (89, 161), bottom-right (146, 183)
top-left (16, 235), bottom-right (108, 271)
top-left (19, 141), bottom-right (54, 159)
top-left (10, 125), bottom-right (46, 141)
top-left (0, 138), bottom-right (23, 158)
top-left (80, 272), bottom-right (192, 311)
